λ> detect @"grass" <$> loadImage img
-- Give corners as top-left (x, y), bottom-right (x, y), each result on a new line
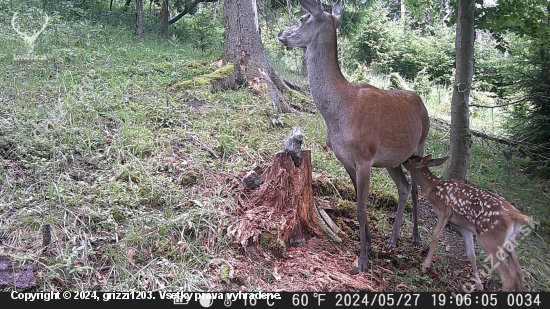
top-left (1, 1), bottom-right (549, 292)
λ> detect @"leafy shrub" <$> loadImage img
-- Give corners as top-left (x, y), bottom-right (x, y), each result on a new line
top-left (172, 5), bottom-right (224, 55)
top-left (342, 1), bottom-right (454, 84)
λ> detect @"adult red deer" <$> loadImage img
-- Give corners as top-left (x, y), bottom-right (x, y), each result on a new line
top-left (402, 155), bottom-right (531, 291)
top-left (278, 0), bottom-right (430, 272)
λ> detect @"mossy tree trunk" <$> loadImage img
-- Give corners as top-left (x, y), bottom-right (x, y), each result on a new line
top-left (218, 0), bottom-right (296, 113)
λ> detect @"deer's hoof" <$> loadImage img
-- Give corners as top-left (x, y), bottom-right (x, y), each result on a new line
top-left (422, 263), bottom-right (432, 273)
top-left (476, 283), bottom-right (485, 292)
top-left (411, 231), bottom-right (421, 248)
top-left (355, 257), bottom-right (370, 273)
top-left (386, 238), bottom-right (398, 249)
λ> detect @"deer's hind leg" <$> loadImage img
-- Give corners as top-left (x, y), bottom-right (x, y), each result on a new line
top-left (386, 166), bottom-right (414, 249)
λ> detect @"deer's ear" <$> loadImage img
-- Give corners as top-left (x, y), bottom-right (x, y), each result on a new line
top-left (300, 0), bottom-right (324, 18)
top-left (420, 155), bottom-right (432, 165)
top-left (427, 156), bottom-right (449, 167)
top-left (332, 1), bottom-right (342, 29)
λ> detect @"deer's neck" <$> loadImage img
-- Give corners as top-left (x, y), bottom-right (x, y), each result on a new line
top-left (413, 168), bottom-right (441, 194)
top-left (305, 32), bottom-right (349, 118)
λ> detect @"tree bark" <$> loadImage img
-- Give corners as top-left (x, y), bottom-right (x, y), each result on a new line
top-left (443, 0), bottom-right (474, 181)
top-left (301, 48), bottom-right (308, 77)
top-left (161, 0), bottom-right (169, 35)
top-left (136, 0), bottom-right (144, 38)
top-left (218, 0), bottom-right (293, 113)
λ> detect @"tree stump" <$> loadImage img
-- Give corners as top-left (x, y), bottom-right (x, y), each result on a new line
top-left (230, 150), bottom-right (322, 257)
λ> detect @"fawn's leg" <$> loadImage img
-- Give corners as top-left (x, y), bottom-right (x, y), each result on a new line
top-left (459, 228), bottom-right (484, 291)
top-left (479, 238), bottom-right (515, 292)
top-left (423, 210), bottom-right (449, 272)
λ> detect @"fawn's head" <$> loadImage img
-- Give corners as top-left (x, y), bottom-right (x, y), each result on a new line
top-left (278, 0), bottom-right (341, 49)
top-left (403, 155), bottom-right (449, 171)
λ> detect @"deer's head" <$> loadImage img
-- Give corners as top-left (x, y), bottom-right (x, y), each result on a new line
top-left (278, 0), bottom-right (341, 49)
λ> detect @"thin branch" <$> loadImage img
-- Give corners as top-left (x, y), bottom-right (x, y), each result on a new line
top-left (431, 117), bottom-right (550, 150)
top-left (168, 0), bottom-right (217, 25)
top-left (470, 98), bottom-right (527, 109)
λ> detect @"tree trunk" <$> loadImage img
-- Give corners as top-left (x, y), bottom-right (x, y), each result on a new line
top-left (301, 48), bottom-right (308, 77)
top-left (400, 0), bottom-right (406, 22)
top-left (443, 0), bottom-right (474, 181)
top-left (136, 0), bottom-right (144, 38)
top-left (218, 0), bottom-right (293, 113)
top-left (161, 0), bottom-right (169, 35)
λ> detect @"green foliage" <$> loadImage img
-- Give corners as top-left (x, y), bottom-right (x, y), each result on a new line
top-left (174, 63), bottom-right (234, 89)
top-left (171, 5), bottom-right (224, 55)
top-left (475, 0), bottom-right (550, 173)
top-left (342, 1), bottom-right (454, 84)
top-left (344, 1), bottom-right (398, 67)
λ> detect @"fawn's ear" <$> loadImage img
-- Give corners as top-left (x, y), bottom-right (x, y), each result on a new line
top-left (418, 155), bottom-right (432, 166)
top-left (403, 155), bottom-right (423, 168)
top-left (426, 156), bottom-right (449, 167)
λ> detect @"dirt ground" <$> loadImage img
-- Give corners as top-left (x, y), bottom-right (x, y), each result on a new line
top-left (213, 171), bottom-right (499, 293)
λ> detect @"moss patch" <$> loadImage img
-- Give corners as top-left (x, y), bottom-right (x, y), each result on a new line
top-left (312, 175), bottom-right (356, 201)
top-left (259, 232), bottom-right (286, 259)
top-left (179, 168), bottom-right (202, 186)
top-left (334, 198), bottom-right (356, 218)
top-left (174, 63), bottom-right (234, 89)
top-left (370, 189), bottom-right (400, 210)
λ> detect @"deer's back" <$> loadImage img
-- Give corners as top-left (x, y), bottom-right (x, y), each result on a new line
top-left (341, 84), bottom-right (429, 167)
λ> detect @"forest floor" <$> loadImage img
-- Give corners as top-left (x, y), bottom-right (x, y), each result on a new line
top-left (201, 169), bottom-right (493, 293)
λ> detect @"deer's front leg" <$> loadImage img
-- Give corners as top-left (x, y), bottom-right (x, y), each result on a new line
top-left (344, 165), bottom-right (373, 252)
top-left (355, 163), bottom-right (372, 272)
top-left (423, 211), bottom-right (449, 273)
